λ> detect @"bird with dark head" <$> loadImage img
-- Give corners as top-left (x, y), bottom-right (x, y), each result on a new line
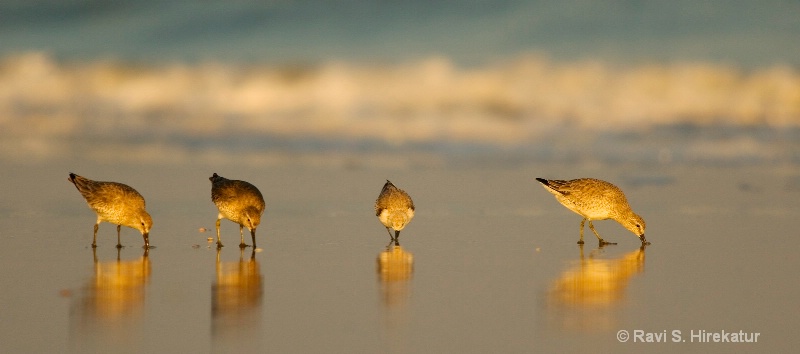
top-left (210, 173), bottom-right (265, 249)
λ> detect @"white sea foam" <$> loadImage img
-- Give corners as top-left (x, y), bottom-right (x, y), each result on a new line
top-left (1, 52), bottom-right (798, 164)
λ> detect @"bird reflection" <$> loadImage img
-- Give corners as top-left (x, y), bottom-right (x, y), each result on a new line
top-left (69, 248), bottom-right (150, 352)
top-left (376, 239), bottom-right (414, 351)
top-left (377, 239), bottom-right (414, 307)
top-left (211, 248), bottom-right (263, 342)
top-left (546, 245), bottom-right (645, 332)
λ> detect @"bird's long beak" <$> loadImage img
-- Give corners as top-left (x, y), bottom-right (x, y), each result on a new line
top-left (143, 232), bottom-right (150, 249)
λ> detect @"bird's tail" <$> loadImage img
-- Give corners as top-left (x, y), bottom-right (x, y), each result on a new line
top-left (536, 177), bottom-right (569, 195)
top-left (68, 173), bottom-right (95, 195)
top-left (209, 173), bottom-right (226, 183)
top-left (381, 180), bottom-right (395, 193)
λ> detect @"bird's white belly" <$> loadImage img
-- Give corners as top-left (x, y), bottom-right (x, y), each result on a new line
top-left (378, 209), bottom-right (392, 229)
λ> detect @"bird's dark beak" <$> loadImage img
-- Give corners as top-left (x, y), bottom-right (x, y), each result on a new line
top-left (250, 228), bottom-right (258, 249)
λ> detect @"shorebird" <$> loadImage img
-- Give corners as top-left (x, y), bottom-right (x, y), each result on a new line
top-left (535, 177), bottom-right (648, 246)
top-left (68, 173), bottom-right (152, 249)
top-left (209, 173), bottom-right (265, 249)
top-left (375, 180), bottom-right (415, 242)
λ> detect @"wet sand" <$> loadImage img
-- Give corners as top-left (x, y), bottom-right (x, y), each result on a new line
top-left (0, 158), bottom-right (798, 353)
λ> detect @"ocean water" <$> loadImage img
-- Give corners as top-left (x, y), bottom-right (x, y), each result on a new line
top-left (1, 53), bottom-right (799, 167)
top-left (1, 0), bottom-right (799, 66)
top-left (1, 2), bottom-right (799, 353)
top-left (1, 1), bottom-right (799, 167)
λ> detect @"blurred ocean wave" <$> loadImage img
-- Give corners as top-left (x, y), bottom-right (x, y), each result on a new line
top-left (1, 52), bottom-right (798, 165)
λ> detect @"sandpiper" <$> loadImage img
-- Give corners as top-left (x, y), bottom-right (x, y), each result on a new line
top-left (374, 180), bottom-right (415, 242)
top-left (68, 173), bottom-right (152, 249)
top-left (535, 177), bottom-right (647, 246)
top-left (209, 173), bottom-right (265, 249)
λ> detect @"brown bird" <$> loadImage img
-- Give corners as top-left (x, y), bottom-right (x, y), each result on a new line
top-left (536, 177), bottom-right (647, 246)
top-left (68, 173), bottom-right (152, 249)
top-left (374, 180), bottom-right (415, 242)
top-left (210, 173), bottom-right (265, 249)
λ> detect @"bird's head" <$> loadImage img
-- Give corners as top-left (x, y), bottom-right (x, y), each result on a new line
top-left (389, 209), bottom-right (413, 231)
top-left (244, 207), bottom-right (262, 231)
top-left (138, 212), bottom-right (153, 236)
top-left (621, 213), bottom-right (646, 239)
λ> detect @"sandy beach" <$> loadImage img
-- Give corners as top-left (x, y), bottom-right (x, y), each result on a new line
top-left (0, 157), bottom-right (797, 353)
top-left (1, 2), bottom-right (798, 351)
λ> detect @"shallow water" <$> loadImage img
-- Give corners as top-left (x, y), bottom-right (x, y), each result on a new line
top-left (0, 159), bottom-right (797, 353)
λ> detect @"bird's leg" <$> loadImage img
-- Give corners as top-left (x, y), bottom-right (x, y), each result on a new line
top-left (588, 221), bottom-right (617, 246)
top-left (92, 223), bottom-right (99, 248)
top-left (250, 229), bottom-right (257, 249)
top-left (394, 230), bottom-right (401, 242)
top-left (577, 219), bottom-right (586, 244)
top-left (216, 218), bottom-right (224, 248)
top-left (385, 227), bottom-right (394, 240)
top-left (116, 225), bottom-right (123, 249)
top-left (239, 224), bottom-right (248, 249)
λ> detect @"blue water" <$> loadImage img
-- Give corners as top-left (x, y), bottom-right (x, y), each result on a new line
top-left (1, 0), bottom-right (798, 66)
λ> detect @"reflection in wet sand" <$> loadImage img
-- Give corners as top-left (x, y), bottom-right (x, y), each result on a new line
top-left (376, 240), bottom-right (414, 351)
top-left (211, 248), bottom-right (263, 347)
top-left (547, 245), bottom-right (645, 332)
top-left (69, 248), bottom-right (150, 353)
top-left (377, 241), bottom-right (414, 307)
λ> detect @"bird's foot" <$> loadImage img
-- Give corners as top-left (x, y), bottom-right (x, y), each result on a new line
top-left (116, 244), bottom-right (123, 249)
top-left (216, 242), bottom-right (224, 249)
top-left (239, 243), bottom-right (250, 249)
top-left (598, 239), bottom-right (617, 246)
top-left (576, 240), bottom-right (585, 245)
top-left (91, 243), bottom-right (97, 248)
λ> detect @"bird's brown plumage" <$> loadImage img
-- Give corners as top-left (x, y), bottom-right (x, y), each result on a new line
top-left (68, 173), bottom-right (152, 248)
top-left (536, 177), bottom-right (647, 245)
top-left (210, 173), bottom-right (265, 249)
top-left (374, 180), bottom-right (415, 241)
